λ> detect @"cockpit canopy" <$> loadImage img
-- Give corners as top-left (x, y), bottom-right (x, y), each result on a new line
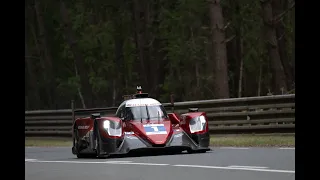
top-left (116, 98), bottom-right (168, 121)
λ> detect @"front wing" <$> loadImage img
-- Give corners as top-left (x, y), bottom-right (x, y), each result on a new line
top-left (98, 131), bottom-right (211, 156)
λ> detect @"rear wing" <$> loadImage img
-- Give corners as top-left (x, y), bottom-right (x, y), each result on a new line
top-left (71, 100), bottom-right (118, 123)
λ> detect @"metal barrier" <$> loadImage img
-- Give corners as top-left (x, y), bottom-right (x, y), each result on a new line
top-left (25, 94), bottom-right (295, 137)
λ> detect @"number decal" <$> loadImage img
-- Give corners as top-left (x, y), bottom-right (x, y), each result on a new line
top-left (143, 124), bottom-right (167, 135)
top-left (151, 126), bottom-right (159, 132)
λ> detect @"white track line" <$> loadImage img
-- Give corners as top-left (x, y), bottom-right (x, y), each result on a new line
top-left (25, 160), bottom-right (168, 166)
top-left (25, 147), bottom-right (71, 148)
top-left (102, 161), bottom-right (132, 163)
top-left (25, 159), bottom-right (37, 161)
top-left (25, 160), bottom-right (130, 164)
top-left (228, 165), bottom-right (268, 169)
top-left (173, 164), bottom-right (294, 174)
top-left (25, 159), bottom-right (294, 173)
top-left (278, 147), bottom-right (295, 150)
top-left (219, 147), bottom-right (250, 149)
top-left (115, 162), bottom-right (169, 166)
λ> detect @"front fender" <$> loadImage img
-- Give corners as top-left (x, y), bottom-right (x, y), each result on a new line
top-left (179, 112), bottom-right (209, 134)
top-left (94, 117), bottom-right (124, 139)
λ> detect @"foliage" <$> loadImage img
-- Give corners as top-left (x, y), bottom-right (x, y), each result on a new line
top-left (25, 0), bottom-right (295, 110)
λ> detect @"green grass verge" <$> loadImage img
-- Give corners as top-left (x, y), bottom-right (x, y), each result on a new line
top-left (25, 134), bottom-right (295, 147)
top-left (211, 134), bottom-right (295, 147)
top-left (25, 137), bottom-right (72, 147)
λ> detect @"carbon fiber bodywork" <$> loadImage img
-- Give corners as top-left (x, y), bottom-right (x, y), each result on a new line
top-left (97, 131), bottom-right (210, 156)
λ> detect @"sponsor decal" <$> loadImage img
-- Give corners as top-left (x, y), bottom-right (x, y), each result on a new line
top-left (126, 103), bottom-right (161, 107)
top-left (143, 124), bottom-right (167, 135)
top-left (78, 125), bottom-right (90, 129)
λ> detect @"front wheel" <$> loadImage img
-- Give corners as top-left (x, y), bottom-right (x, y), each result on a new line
top-left (77, 154), bottom-right (96, 158)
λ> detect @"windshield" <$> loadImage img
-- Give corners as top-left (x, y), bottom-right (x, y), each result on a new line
top-left (125, 105), bottom-right (168, 121)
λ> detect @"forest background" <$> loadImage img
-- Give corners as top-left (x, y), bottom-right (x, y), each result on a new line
top-left (25, 0), bottom-right (295, 110)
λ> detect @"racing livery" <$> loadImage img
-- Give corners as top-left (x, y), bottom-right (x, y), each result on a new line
top-left (71, 87), bottom-right (210, 158)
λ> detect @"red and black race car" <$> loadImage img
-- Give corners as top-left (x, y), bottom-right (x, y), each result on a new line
top-left (71, 87), bottom-right (211, 158)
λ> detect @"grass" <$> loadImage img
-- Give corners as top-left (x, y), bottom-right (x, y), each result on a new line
top-left (211, 134), bottom-right (295, 147)
top-left (25, 137), bottom-right (72, 147)
top-left (25, 134), bottom-right (295, 147)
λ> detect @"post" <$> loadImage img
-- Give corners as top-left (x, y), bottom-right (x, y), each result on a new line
top-left (71, 100), bottom-right (75, 146)
top-left (170, 94), bottom-right (174, 113)
top-left (71, 100), bottom-right (75, 123)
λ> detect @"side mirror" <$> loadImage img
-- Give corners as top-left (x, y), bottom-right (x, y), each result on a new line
top-left (168, 113), bottom-right (180, 125)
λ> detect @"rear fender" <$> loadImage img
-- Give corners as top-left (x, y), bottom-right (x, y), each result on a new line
top-left (74, 117), bottom-right (94, 139)
top-left (72, 117), bottom-right (95, 153)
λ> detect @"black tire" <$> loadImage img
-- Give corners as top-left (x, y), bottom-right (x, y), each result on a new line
top-left (77, 154), bottom-right (85, 158)
top-left (167, 150), bottom-right (183, 155)
top-left (77, 154), bottom-right (96, 158)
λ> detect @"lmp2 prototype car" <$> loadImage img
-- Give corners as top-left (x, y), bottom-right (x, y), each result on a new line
top-left (71, 88), bottom-right (210, 158)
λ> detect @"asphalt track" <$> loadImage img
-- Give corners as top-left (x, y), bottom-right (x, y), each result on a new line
top-left (25, 146), bottom-right (295, 180)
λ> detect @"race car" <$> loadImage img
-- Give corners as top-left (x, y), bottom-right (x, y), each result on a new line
top-left (71, 87), bottom-right (211, 158)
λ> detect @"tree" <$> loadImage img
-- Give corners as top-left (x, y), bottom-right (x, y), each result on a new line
top-left (208, 0), bottom-right (230, 98)
top-left (261, 0), bottom-right (287, 94)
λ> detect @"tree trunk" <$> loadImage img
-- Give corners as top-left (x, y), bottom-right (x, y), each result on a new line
top-left (132, 0), bottom-right (150, 91)
top-left (237, 40), bottom-right (244, 98)
top-left (60, 1), bottom-right (93, 108)
top-left (34, 0), bottom-right (55, 107)
top-left (74, 62), bottom-right (86, 108)
top-left (257, 62), bottom-right (263, 96)
top-left (261, 0), bottom-right (287, 94)
top-left (272, 0), bottom-right (293, 89)
top-left (25, 43), bottom-right (40, 109)
top-left (113, 35), bottom-right (124, 103)
top-left (150, 0), bottom-right (166, 98)
top-left (291, 1), bottom-right (295, 82)
top-left (112, 6), bottom-right (125, 103)
top-left (208, 0), bottom-right (230, 98)
top-left (234, 1), bottom-right (243, 98)
top-left (189, 26), bottom-right (201, 97)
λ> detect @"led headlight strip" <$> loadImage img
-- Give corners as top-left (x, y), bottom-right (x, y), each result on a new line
top-left (103, 120), bottom-right (122, 136)
top-left (189, 115), bottom-right (206, 133)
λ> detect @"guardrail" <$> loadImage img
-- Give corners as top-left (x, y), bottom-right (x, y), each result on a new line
top-left (25, 94), bottom-right (295, 137)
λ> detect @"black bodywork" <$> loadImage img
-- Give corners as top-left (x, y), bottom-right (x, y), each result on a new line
top-left (96, 131), bottom-right (210, 156)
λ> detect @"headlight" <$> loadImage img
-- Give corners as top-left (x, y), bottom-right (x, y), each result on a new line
top-left (103, 120), bottom-right (122, 136)
top-left (189, 115), bottom-right (206, 133)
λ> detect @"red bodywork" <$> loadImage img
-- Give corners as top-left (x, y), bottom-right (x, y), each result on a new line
top-left (73, 112), bottom-right (208, 145)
